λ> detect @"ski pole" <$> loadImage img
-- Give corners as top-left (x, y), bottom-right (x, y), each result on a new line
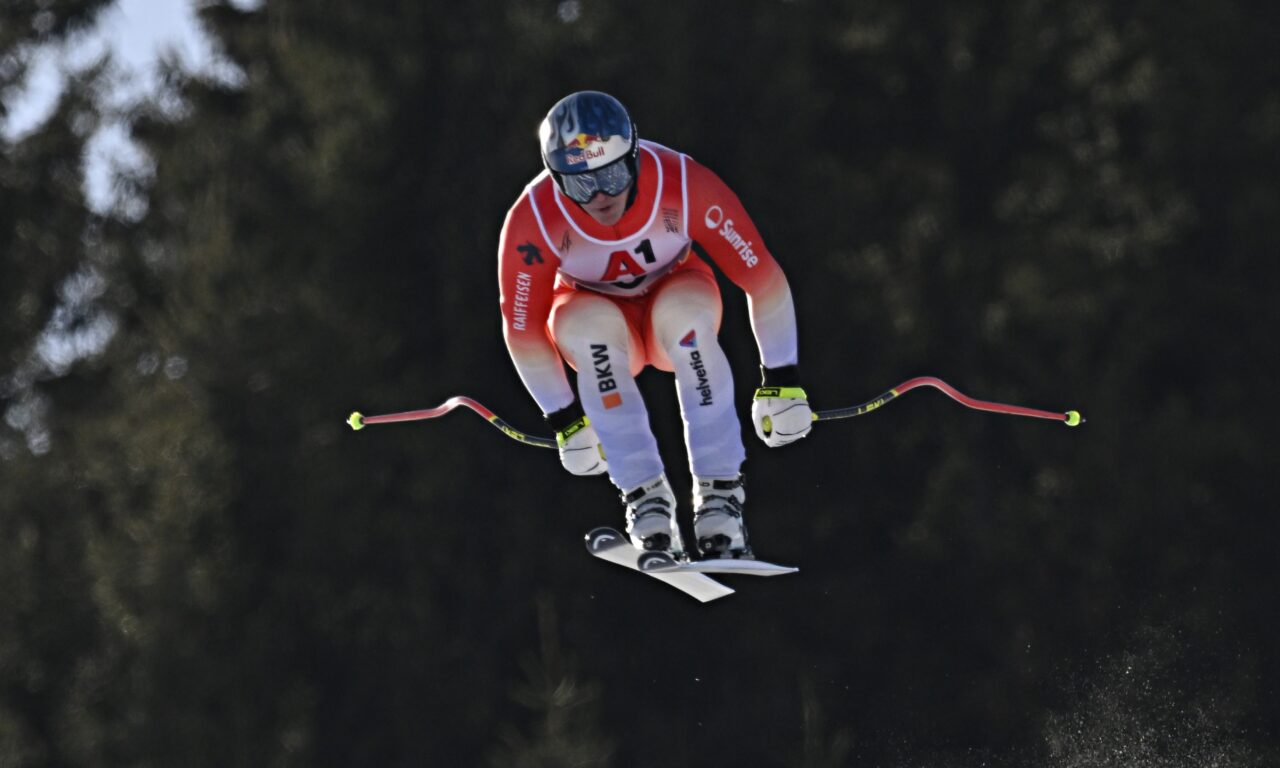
top-left (809, 376), bottom-right (1083, 426)
top-left (346, 376), bottom-right (1082, 448)
top-left (346, 396), bottom-right (557, 448)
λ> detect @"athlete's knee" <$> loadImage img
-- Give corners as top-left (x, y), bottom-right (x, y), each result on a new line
top-left (552, 294), bottom-right (625, 339)
top-left (652, 300), bottom-right (717, 347)
top-left (551, 295), bottom-right (632, 367)
top-left (651, 286), bottom-right (722, 352)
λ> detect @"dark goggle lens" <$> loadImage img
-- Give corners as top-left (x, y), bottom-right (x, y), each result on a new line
top-left (559, 160), bottom-right (633, 203)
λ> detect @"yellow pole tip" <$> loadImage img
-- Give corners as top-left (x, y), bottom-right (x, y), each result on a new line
top-left (347, 411), bottom-right (365, 431)
top-left (1064, 410), bottom-right (1083, 427)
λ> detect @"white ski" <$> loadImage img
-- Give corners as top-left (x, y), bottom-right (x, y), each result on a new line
top-left (643, 557), bottom-right (798, 577)
top-left (584, 527), bottom-right (734, 603)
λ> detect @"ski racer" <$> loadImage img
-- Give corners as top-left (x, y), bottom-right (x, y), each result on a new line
top-left (498, 91), bottom-right (811, 559)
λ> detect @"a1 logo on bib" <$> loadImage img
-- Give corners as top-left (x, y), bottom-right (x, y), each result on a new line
top-left (601, 250), bottom-right (645, 285)
top-left (600, 239), bottom-right (658, 290)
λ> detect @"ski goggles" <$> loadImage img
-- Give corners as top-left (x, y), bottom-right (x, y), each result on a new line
top-left (556, 158), bottom-right (634, 203)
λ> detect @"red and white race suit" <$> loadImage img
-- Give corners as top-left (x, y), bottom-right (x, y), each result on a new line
top-left (498, 140), bottom-right (799, 489)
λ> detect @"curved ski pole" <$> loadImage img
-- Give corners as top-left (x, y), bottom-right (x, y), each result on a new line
top-left (812, 376), bottom-right (1083, 426)
top-left (347, 376), bottom-right (1082, 449)
top-left (347, 397), bottom-right (557, 448)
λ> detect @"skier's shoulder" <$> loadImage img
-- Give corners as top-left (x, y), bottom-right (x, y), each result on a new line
top-left (638, 138), bottom-right (700, 174)
top-left (504, 171), bottom-right (554, 219)
top-left (638, 138), bottom-right (683, 158)
top-left (635, 138), bottom-right (704, 169)
top-left (502, 172), bottom-right (554, 236)
top-left (638, 140), bottom-right (724, 200)
top-left (651, 144), bottom-right (734, 198)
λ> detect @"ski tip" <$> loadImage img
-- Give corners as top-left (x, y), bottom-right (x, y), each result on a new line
top-left (637, 551), bottom-right (679, 572)
top-left (584, 526), bottom-right (625, 551)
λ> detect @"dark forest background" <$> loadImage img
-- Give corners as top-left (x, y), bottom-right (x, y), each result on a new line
top-left (3, 1), bottom-right (1278, 765)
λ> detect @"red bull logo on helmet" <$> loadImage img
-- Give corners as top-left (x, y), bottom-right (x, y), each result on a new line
top-left (555, 132), bottom-right (631, 170)
top-left (564, 133), bottom-right (609, 166)
top-left (569, 132), bottom-right (604, 149)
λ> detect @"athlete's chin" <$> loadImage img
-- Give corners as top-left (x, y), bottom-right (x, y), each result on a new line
top-left (586, 204), bottom-right (625, 226)
top-left (597, 209), bottom-right (625, 226)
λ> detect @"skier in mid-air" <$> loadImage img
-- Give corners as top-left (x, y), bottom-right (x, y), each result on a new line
top-left (498, 91), bottom-right (811, 560)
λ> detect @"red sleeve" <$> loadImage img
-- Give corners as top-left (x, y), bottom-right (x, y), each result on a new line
top-left (684, 157), bottom-right (799, 368)
top-left (498, 190), bottom-right (576, 414)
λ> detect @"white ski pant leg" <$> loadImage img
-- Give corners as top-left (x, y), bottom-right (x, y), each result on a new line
top-left (649, 272), bottom-right (746, 479)
top-left (550, 292), bottom-right (662, 491)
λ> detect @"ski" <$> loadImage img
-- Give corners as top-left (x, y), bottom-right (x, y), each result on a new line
top-left (643, 557), bottom-right (798, 577)
top-left (584, 527), bottom-right (734, 603)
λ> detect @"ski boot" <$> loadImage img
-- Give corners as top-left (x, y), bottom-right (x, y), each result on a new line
top-left (692, 474), bottom-right (752, 559)
top-left (622, 474), bottom-right (686, 558)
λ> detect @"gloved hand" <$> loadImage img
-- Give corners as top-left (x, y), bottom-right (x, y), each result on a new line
top-left (546, 401), bottom-right (608, 475)
top-left (750, 365), bottom-right (812, 447)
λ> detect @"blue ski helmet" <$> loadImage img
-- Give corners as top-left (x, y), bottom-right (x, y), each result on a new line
top-left (539, 91), bottom-right (638, 203)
